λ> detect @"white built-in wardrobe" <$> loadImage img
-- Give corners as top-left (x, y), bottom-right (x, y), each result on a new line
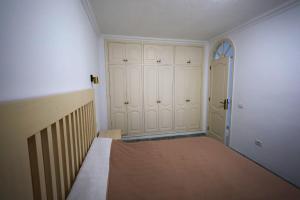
top-left (106, 41), bottom-right (203, 135)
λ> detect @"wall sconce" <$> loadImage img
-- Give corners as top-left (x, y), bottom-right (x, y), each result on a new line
top-left (90, 75), bottom-right (99, 84)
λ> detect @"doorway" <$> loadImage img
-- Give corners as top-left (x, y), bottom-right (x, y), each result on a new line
top-left (208, 40), bottom-right (234, 145)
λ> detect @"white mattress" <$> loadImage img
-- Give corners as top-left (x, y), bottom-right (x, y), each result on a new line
top-left (67, 138), bottom-right (112, 200)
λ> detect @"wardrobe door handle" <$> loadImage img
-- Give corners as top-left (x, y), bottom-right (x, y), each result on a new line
top-left (187, 60), bottom-right (191, 64)
top-left (157, 59), bottom-right (161, 63)
top-left (186, 99), bottom-right (190, 102)
top-left (157, 100), bottom-right (161, 103)
top-left (123, 59), bottom-right (128, 62)
top-left (124, 101), bottom-right (129, 105)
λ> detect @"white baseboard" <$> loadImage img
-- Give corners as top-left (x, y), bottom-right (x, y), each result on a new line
top-left (122, 131), bottom-right (207, 141)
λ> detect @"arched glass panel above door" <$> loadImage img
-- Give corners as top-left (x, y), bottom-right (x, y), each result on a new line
top-left (213, 40), bottom-right (234, 60)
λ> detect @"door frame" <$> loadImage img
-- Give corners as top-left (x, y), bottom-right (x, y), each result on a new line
top-left (208, 39), bottom-right (235, 146)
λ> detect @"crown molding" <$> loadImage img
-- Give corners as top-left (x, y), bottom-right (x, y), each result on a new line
top-left (210, 0), bottom-right (300, 42)
top-left (102, 34), bottom-right (209, 46)
top-left (81, 0), bottom-right (101, 35)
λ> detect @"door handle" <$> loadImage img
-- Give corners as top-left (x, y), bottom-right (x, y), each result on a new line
top-left (219, 99), bottom-right (228, 110)
top-left (124, 101), bottom-right (129, 105)
top-left (157, 100), bottom-right (161, 103)
top-left (186, 99), bottom-right (190, 102)
top-left (157, 59), bottom-right (161, 63)
top-left (187, 60), bottom-right (191, 64)
top-left (123, 59), bottom-right (128, 62)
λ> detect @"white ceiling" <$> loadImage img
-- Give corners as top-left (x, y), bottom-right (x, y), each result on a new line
top-left (89, 0), bottom-right (288, 40)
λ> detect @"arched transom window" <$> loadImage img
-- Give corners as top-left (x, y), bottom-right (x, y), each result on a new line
top-left (213, 40), bottom-right (234, 60)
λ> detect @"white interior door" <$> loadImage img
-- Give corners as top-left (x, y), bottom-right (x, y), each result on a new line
top-left (126, 65), bottom-right (143, 134)
top-left (109, 66), bottom-right (127, 133)
top-left (158, 66), bottom-right (173, 131)
top-left (185, 68), bottom-right (201, 130)
top-left (208, 57), bottom-right (229, 141)
top-left (108, 43), bottom-right (125, 65)
top-left (174, 67), bottom-right (187, 131)
top-left (144, 66), bottom-right (159, 132)
top-left (125, 44), bottom-right (142, 64)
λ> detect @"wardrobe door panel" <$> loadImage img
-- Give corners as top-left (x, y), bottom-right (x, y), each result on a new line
top-left (175, 108), bottom-right (186, 131)
top-left (175, 46), bottom-right (203, 66)
top-left (109, 66), bottom-right (127, 133)
top-left (126, 65), bottom-right (143, 134)
top-left (108, 43), bottom-right (125, 65)
top-left (144, 66), bottom-right (159, 132)
top-left (111, 112), bottom-right (127, 133)
top-left (127, 110), bottom-right (142, 134)
top-left (158, 66), bottom-right (173, 131)
top-left (187, 106), bottom-right (201, 130)
top-left (125, 44), bottom-right (142, 64)
top-left (175, 46), bottom-right (190, 65)
top-left (144, 45), bottom-right (159, 65)
top-left (186, 68), bottom-right (202, 130)
top-left (145, 110), bottom-right (158, 132)
top-left (187, 68), bottom-right (201, 105)
top-left (175, 67), bottom-right (201, 131)
top-left (159, 46), bottom-right (174, 65)
top-left (189, 47), bottom-right (203, 66)
top-left (174, 67), bottom-right (187, 131)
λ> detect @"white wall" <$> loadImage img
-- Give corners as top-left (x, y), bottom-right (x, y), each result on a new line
top-left (0, 0), bottom-right (102, 131)
top-left (210, 3), bottom-right (300, 186)
top-left (97, 36), bottom-right (108, 130)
